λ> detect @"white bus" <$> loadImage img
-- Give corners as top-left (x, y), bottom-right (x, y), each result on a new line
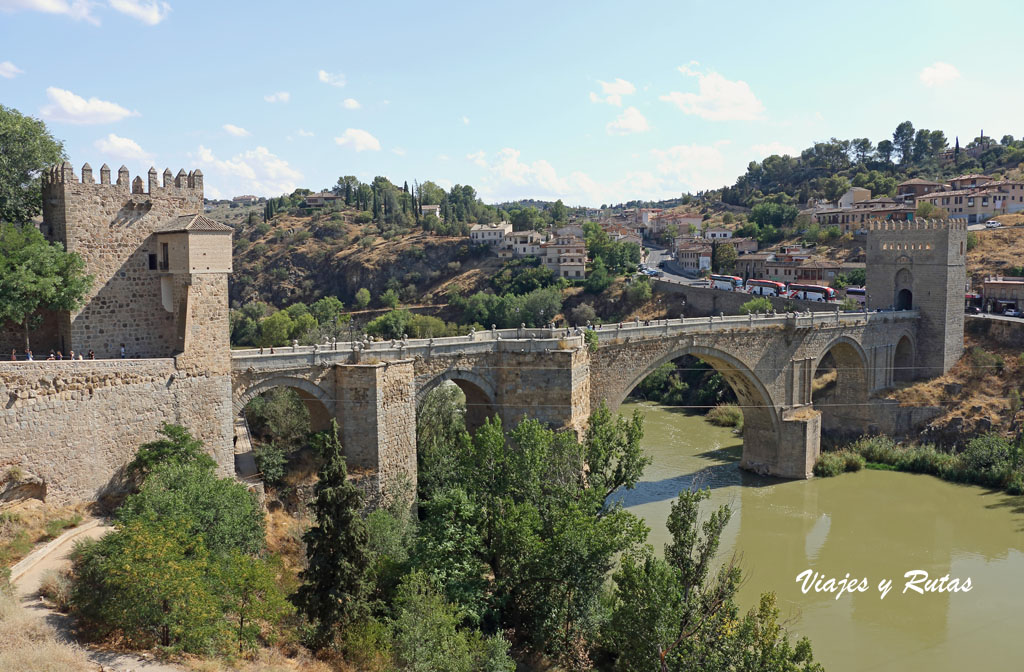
top-left (788, 283), bottom-right (839, 302)
top-left (710, 274), bottom-right (744, 291)
top-left (746, 279), bottom-right (787, 297)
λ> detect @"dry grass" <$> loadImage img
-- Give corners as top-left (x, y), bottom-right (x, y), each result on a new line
top-left (967, 225), bottom-right (1024, 282)
top-left (0, 590), bottom-right (92, 671)
top-left (812, 369), bottom-right (838, 395)
top-left (0, 501), bottom-right (92, 570)
top-left (185, 647), bottom-right (334, 672)
top-left (887, 334), bottom-right (1024, 433)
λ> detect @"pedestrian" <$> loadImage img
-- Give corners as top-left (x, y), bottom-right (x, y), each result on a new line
top-left (259, 346), bottom-right (264, 355)
top-left (77, 352), bottom-right (83, 361)
top-left (47, 351), bottom-right (55, 360)
top-left (88, 350), bottom-right (95, 360)
top-left (269, 346), bottom-right (275, 354)
top-left (25, 349), bottom-right (33, 361)
top-left (9, 349), bottom-right (15, 361)
top-left (69, 350), bottom-right (75, 360)
top-left (120, 343), bottom-right (126, 359)
top-left (56, 351), bottom-right (63, 360)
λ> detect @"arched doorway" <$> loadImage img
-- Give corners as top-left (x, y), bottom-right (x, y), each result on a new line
top-left (895, 267), bottom-right (913, 310)
top-left (893, 334), bottom-right (915, 382)
top-left (896, 288), bottom-right (913, 311)
top-left (812, 338), bottom-right (870, 440)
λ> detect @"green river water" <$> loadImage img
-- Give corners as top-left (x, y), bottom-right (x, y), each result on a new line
top-left (616, 401), bottom-right (1024, 672)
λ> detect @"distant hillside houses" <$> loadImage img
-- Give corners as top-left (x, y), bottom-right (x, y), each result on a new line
top-left (813, 172), bottom-right (1024, 229)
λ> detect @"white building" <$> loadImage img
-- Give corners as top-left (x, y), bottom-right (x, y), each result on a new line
top-left (470, 221), bottom-right (513, 246)
top-left (421, 204), bottom-right (442, 220)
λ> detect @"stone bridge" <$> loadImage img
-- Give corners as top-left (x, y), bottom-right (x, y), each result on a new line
top-left (231, 309), bottom-right (922, 492)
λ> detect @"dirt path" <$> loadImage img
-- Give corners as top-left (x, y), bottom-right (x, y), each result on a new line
top-left (10, 518), bottom-right (189, 672)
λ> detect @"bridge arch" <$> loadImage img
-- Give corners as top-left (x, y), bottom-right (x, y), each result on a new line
top-left (893, 332), bottom-right (916, 382)
top-left (617, 344), bottom-right (782, 442)
top-left (417, 369), bottom-right (498, 430)
top-left (812, 335), bottom-right (871, 437)
top-left (234, 375), bottom-right (335, 432)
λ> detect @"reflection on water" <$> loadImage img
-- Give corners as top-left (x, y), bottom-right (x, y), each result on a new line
top-left (619, 401), bottom-right (1024, 672)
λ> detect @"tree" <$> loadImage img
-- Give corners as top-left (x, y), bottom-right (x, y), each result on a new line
top-left (623, 276), bottom-right (652, 307)
top-left (821, 175), bottom-right (850, 204)
top-left (711, 242), bottom-right (737, 273)
top-left (851, 137), bottom-right (874, 163)
top-left (876, 140), bottom-right (895, 165)
top-left (0, 222), bottom-right (92, 350)
top-left (355, 287), bottom-right (372, 310)
top-left (916, 202), bottom-right (948, 219)
top-left (892, 121), bottom-right (915, 164)
top-left (585, 256), bottom-right (612, 293)
top-left (217, 552), bottom-right (294, 654)
top-left (258, 310), bottom-right (293, 347)
top-left (123, 422), bottom-right (215, 484)
top-left (292, 420), bottom-right (370, 648)
top-left (551, 199), bottom-right (568, 223)
top-left (570, 302), bottom-right (597, 326)
top-left (0, 105), bottom-right (66, 224)
top-left (310, 295), bottom-right (345, 326)
top-left (380, 288), bottom-right (400, 309)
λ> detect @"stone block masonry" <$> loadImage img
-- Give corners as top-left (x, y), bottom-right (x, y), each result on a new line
top-left (0, 359), bottom-right (233, 504)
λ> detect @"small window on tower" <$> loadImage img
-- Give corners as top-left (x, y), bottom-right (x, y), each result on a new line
top-left (148, 253), bottom-right (157, 270)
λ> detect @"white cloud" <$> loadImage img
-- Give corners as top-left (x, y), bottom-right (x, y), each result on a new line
top-left (468, 148), bottom-right (604, 205)
top-left (192, 144), bottom-right (303, 198)
top-left (0, 60), bottom-right (23, 78)
top-left (466, 150), bottom-right (486, 167)
top-left (342, 97), bottom-right (361, 109)
top-left (93, 132), bottom-right (153, 163)
top-left (462, 115), bottom-right (470, 125)
top-left (391, 147), bottom-right (406, 156)
top-left (264, 91), bottom-right (290, 103)
top-left (606, 106), bottom-right (650, 135)
top-left (297, 128), bottom-right (314, 137)
top-left (920, 62), bottom-right (960, 87)
top-left (108, 0), bottom-right (169, 25)
top-left (750, 141), bottom-right (798, 158)
top-left (223, 123), bottom-right (250, 137)
top-left (318, 69), bottom-right (345, 87)
top-left (40, 87), bottom-right (138, 124)
top-left (660, 63), bottom-right (764, 121)
top-left (0, 0), bottom-right (98, 24)
top-left (334, 128), bottom-right (380, 152)
top-left (437, 154), bottom-right (450, 161)
top-left (589, 78), bottom-right (635, 106)
top-left (650, 143), bottom-right (733, 191)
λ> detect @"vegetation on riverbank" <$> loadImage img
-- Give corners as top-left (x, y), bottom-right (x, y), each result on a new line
top-left (814, 434), bottom-right (1024, 495)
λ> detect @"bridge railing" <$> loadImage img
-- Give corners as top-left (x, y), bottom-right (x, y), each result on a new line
top-left (229, 308), bottom-right (919, 365)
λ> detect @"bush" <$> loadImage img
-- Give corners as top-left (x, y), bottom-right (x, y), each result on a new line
top-left (253, 442), bottom-right (287, 486)
top-left (966, 231), bottom-right (979, 251)
top-left (43, 514), bottom-right (82, 540)
top-left (813, 451), bottom-right (847, 477)
top-left (739, 297), bottom-right (773, 315)
top-left (584, 330), bottom-right (598, 352)
top-left (706, 403), bottom-right (743, 429)
top-left (570, 302), bottom-right (597, 326)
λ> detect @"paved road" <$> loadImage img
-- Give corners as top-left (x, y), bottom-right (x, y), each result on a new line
top-left (967, 312), bottom-right (1023, 324)
top-left (643, 243), bottom-right (703, 284)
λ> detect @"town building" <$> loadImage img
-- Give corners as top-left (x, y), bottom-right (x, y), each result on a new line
top-left (303, 191), bottom-right (342, 208)
top-left (232, 194), bottom-right (260, 206)
top-left (896, 178), bottom-right (942, 202)
top-left (500, 230), bottom-right (543, 258)
top-left (916, 180), bottom-right (1024, 222)
top-left (421, 204), bottom-right (442, 220)
top-left (470, 221), bottom-right (513, 246)
top-left (981, 276), bottom-right (1024, 312)
top-left (540, 234), bottom-right (586, 279)
top-left (676, 242), bottom-right (712, 274)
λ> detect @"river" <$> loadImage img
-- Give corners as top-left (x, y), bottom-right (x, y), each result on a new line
top-left (616, 401), bottom-right (1024, 672)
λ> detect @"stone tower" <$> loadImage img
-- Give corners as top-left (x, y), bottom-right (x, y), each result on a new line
top-left (40, 161), bottom-right (231, 362)
top-left (865, 218), bottom-right (966, 378)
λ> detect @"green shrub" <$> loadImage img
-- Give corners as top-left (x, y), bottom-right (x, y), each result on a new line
top-left (706, 403), bottom-right (743, 429)
top-left (253, 442), bottom-right (287, 486)
top-left (843, 452), bottom-right (866, 472)
top-left (584, 330), bottom-right (598, 352)
top-left (43, 514), bottom-right (82, 540)
top-left (814, 452), bottom-right (847, 477)
top-left (966, 231), bottom-right (979, 251)
top-left (739, 297), bottom-right (773, 315)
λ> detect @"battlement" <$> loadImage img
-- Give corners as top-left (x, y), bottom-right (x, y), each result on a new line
top-left (43, 161), bottom-right (204, 197)
top-left (866, 218), bottom-right (967, 232)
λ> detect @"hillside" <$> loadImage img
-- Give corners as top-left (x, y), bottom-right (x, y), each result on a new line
top-left (228, 207), bottom-right (500, 309)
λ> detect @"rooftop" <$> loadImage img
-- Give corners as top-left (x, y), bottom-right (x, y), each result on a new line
top-left (156, 214), bottom-right (234, 233)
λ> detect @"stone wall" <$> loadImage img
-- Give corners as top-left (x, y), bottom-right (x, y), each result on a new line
top-left (655, 280), bottom-right (840, 317)
top-left (966, 315), bottom-right (1024, 348)
top-left (0, 359), bottom-right (233, 504)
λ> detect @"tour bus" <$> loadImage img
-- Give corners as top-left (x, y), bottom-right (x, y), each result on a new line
top-left (845, 286), bottom-right (866, 306)
top-left (710, 274), bottom-right (744, 291)
top-left (787, 283), bottom-right (838, 302)
top-left (745, 279), bottom-right (787, 297)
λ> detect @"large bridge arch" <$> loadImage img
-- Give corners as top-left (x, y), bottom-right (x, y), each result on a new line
top-left (811, 335), bottom-right (871, 437)
top-left (416, 368), bottom-right (498, 430)
top-left (615, 344), bottom-right (783, 470)
top-left (234, 375), bottom-right (335, 432)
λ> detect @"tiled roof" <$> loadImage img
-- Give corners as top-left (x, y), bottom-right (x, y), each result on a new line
top-left (898, 178), bottom-right (942, 186)
top-left (156, 214), bottom-right (234, 233)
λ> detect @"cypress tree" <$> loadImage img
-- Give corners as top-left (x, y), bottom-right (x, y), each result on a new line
top-left (345, 182), bottom-right (352, 206)
top-left (291, 420), bottom-right (369, 649)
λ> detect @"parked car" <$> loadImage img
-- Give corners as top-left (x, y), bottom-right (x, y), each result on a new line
top-left (985, 220), bottom-right (1002, 228)
top-left (965, 306), bottom-right (981, 314)
top-left (657, 261), bottom-right (666, 268)
top-left (1003, 308), bottom-right (1022, 317)
top-left (854, 228), bottom-right (868, 236)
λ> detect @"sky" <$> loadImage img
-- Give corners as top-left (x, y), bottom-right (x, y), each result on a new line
top-left (2, 0), bottom-right (1023, 206)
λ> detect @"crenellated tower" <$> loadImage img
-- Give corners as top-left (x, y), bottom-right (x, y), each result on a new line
top-left (865, 218), bottom-right (967, 378)
top-left (40, 161), bottom-right (228, 362)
